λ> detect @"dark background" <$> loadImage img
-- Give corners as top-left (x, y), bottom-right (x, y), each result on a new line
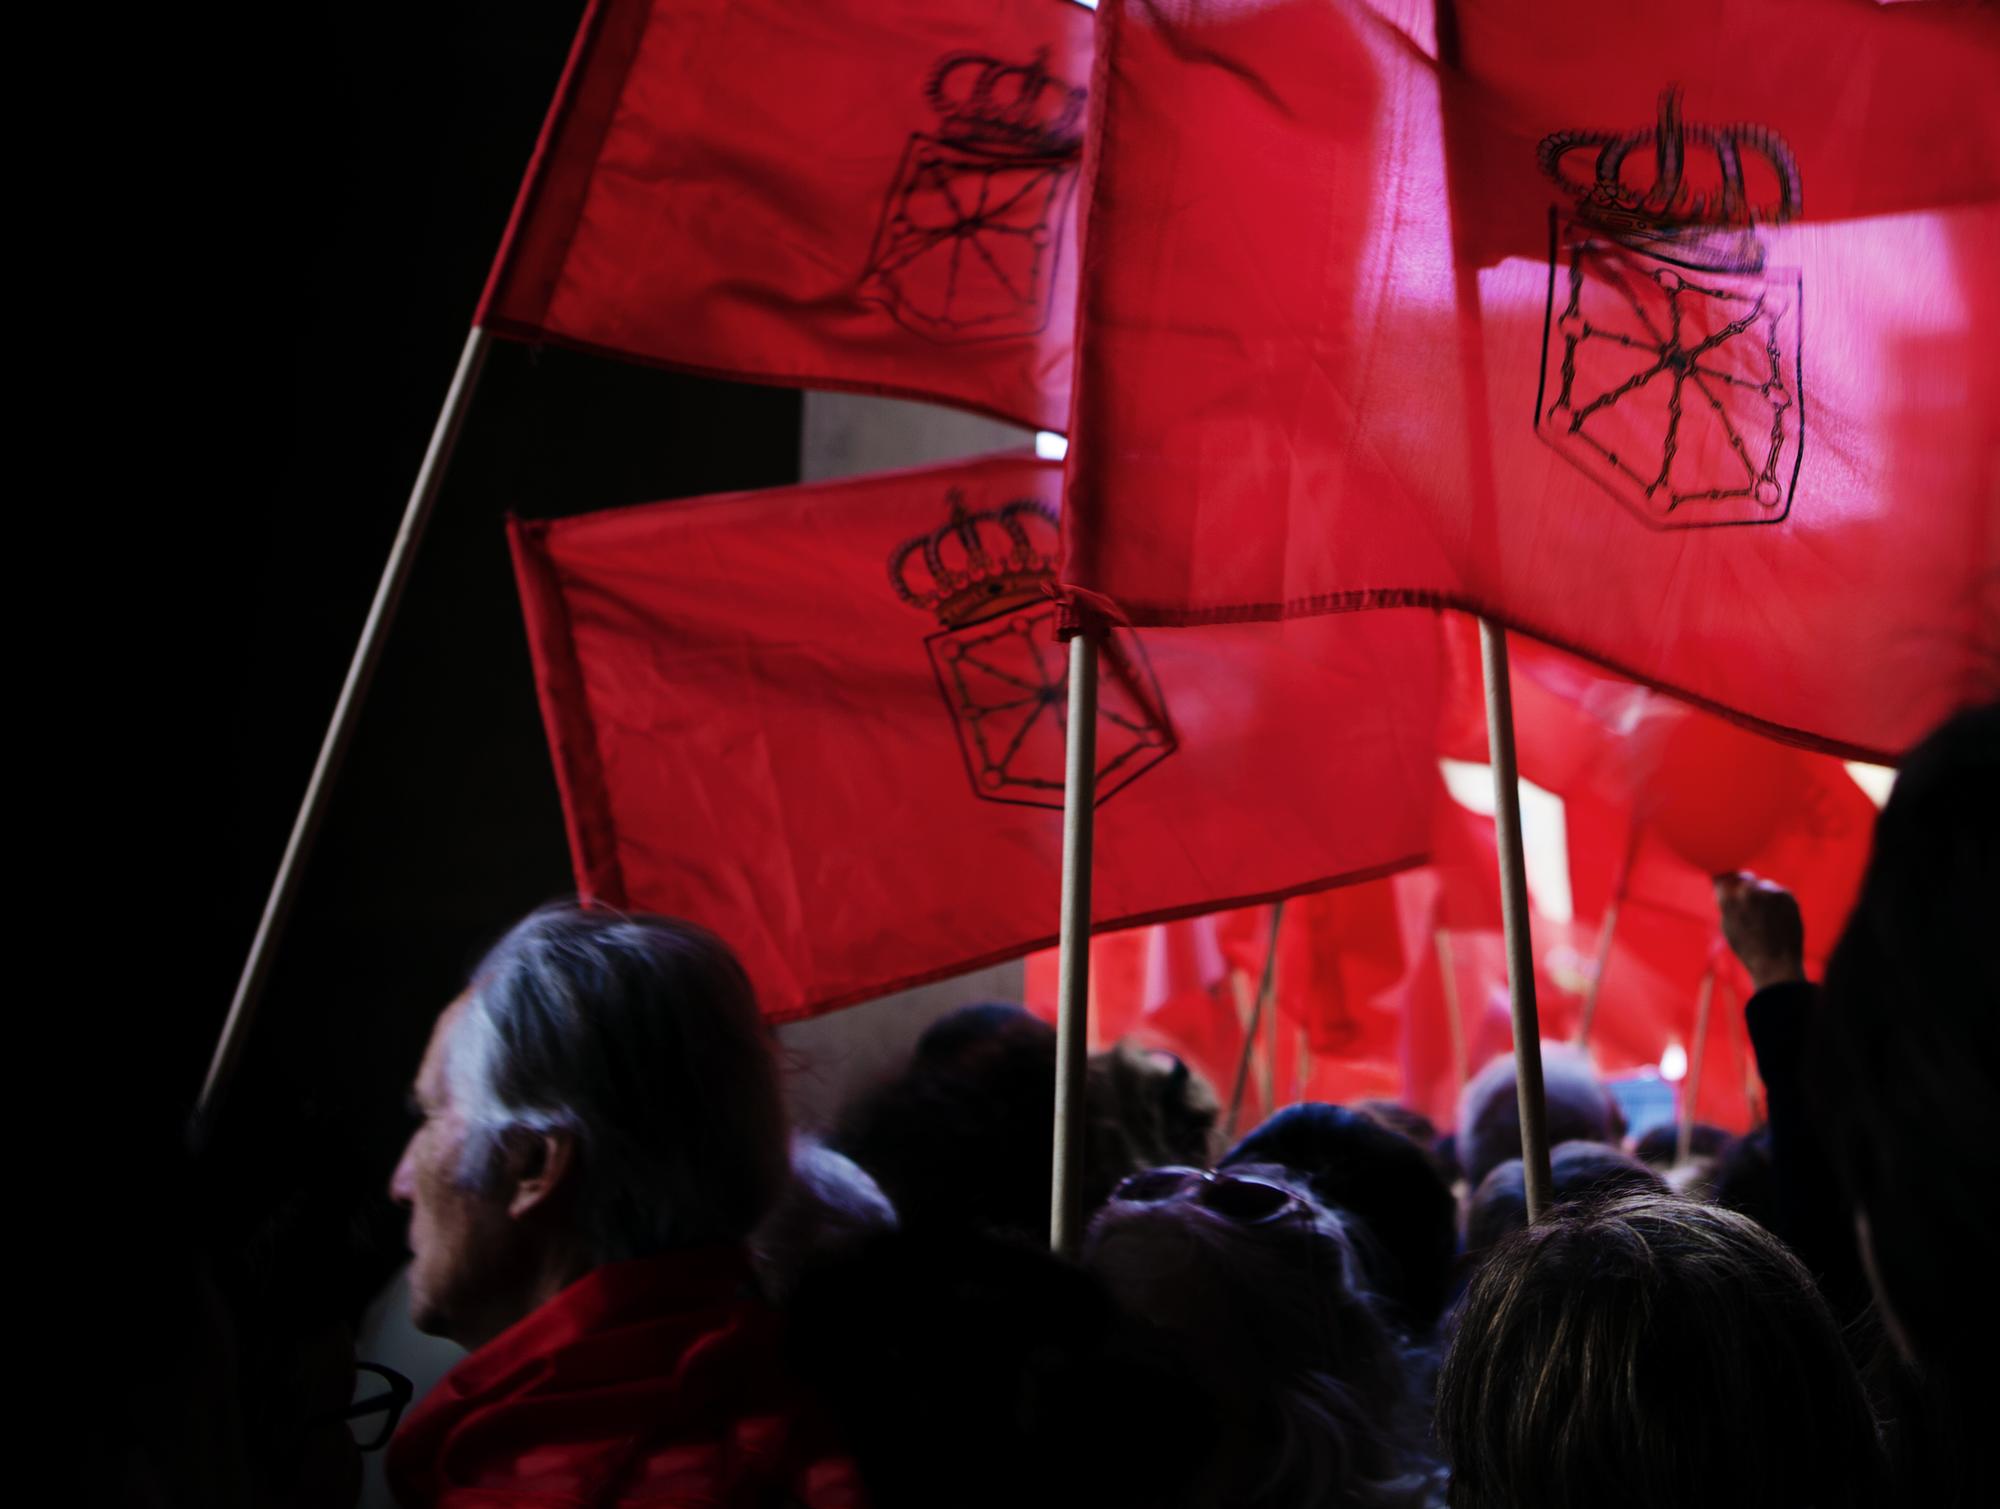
top-left (104, 3), bottom-right (801, 1228)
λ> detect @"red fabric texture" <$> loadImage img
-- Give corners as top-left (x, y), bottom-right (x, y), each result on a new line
top-left (509, 453), bottom-right (1441, 1022)
top-left (1060, 0), bottom-right (2000, 760)
top-left (479, 0), bottom-right (1092, 431)
top-left (384, 1247), bottom-right (859, 1509)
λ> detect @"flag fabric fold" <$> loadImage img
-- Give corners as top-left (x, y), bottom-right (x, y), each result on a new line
top-left (479, 0), bottom-right (1095, 431)
top-left (510, 453), bottom-right (1443, 1021)
top-left (1060, 0), bottom-right (2000, 760)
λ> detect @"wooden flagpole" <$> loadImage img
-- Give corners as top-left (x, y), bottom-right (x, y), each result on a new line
top-left (1051, 631), bottom-right (1101, 1256)
top-left (1225, 966), bottom-right (1255, 1126)
top-left (1678, 960), bottom-right (1719, 1165)
top-left (194, 328), bottom-right (494, 1141)
top-left (1223, 901), bottom-right (1286, 1142)
top-left (1257, 969), bottom-right (1278, 1118)
top-left (1573, 899), bottom-right (1621, 1047)
top-left (1574, 832), bottom-right (1636, 1048)
top-left (1435, 928), bottom-right (1469, 1089)
top-left (1479, 618), bottom-right (1554, 1221)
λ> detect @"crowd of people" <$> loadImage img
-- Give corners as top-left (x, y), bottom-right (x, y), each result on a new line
top-left (124, 701), bottom-right (1995, 1506)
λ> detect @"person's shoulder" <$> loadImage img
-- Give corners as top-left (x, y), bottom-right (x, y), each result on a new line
top-left (1744, 978), bottom-right (1819, 1037)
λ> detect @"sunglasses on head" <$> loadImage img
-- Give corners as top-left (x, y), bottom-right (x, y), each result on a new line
top-left (1109, 1166), bottom-right (1303, 1225)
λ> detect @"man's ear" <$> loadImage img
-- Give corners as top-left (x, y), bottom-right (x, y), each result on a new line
top-left (504, 1127), bottom-right (580, 1221)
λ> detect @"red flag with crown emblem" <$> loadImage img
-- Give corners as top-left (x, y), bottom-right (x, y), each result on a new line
top-left (509, 453), bottom-right (1442, 1021)
top-left (1060, 0), bottom-right (2000, 761)
top-left (479, 0), bottom-right (1091, 431)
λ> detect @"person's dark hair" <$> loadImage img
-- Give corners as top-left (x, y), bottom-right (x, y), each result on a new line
top-left (1709, 1124), bottom-right (1779, 1234)
top-left (450, 904), bottom-right (788, 1261)
top-left (1090, 1039), bottom-right (1220, 1177)
top-left (1436, 1192), bottom-right (1887, 1509)
top-left (786, 1227), bottom-right (1215, 1509)
top-left (1455, 1043), bottom-right (1618, 1188)
top-left (1813, 702), bottom-right (1999, 1397)
top-left (1631, 1121), bottom-right (1731, 1169)
top-left (1431, 1130), bottom-right (1464, 1188)
top-left (1462, 1140), bottom-right (1667, 1259)
top-left (1355, 1099), bottom-right (1438, 1152)
top-left (1085, 1167), bottom-right (1439, 1509)
top-left (913, 1000), bottom-right (1039, 1064)
top-left (832, 1004), bottom-right (1216, 1238)
top-left (749, 1136), bottom-right (897, 1301)
top-left (1220, 1102), bottom-right (1456, 1334)
top-left (831, 1004), bottom-right (1061, 1237)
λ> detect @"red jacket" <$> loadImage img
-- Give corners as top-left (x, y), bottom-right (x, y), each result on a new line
top-left (386, 1246), bottom-right (862, 1509)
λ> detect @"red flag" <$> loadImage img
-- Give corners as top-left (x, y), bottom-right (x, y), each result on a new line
top-left (510, 454), bottom-right (1441, 1021)
top-left (481, 0), bottom-right (1092, 430)
top-left (1061, 0), bottom-right (2000, 760)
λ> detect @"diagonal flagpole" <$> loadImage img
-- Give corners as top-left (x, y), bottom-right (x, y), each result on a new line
top-left (1224, 900), bottom-right (1287, 1141)
top-left (193, 328), bottom-right (493, 1143)
top-left (1678, 955), bottom-right (1720, 1165)
top-left (1435, 928), bottom-right (1469, 1089)
top-left (1051, 629), bottom-right (1100, 1256)
top-left (1574, 829), bottom-right (1636, 1048)
top-left (1480, 618), bottom-right (1554, 1221)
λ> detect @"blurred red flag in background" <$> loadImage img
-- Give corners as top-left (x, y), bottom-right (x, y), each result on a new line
top-left (1060, 0), bottom-right (2000, 760)
top-left (480, 0), bottom-right (1093, 430)
top-left (1031, 615), bottom-right (1883, 1133)
top-left (510, 454), bottom-right (1441, 1021)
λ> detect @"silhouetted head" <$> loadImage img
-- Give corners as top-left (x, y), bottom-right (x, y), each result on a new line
top-left (1462, 1140), bottom-right (1667, 1260)
top-left (1709, 1125), bottom-right (1778, 1235)
top-left (1437, 1193), bottom-right (1887, 1509)
top-left (1086, 1166), bottom-right (1438, 1508)
top-left (830, 1005), bottom-right (1060, 1238)
top-left (1631, 1122), bottom-right (1731, 1169)
top-left (1456, 1044), bottom-right (1618, 1189)
top-left (832, 1007), bottom-right (1218, 1239)
top-left (1221, 1102), bottom-right (1456, 1333)
top-left (750, 1136), bottom-right (897, 1301)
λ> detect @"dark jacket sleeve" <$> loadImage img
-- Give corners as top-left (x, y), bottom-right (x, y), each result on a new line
top-left (1743, 981), bottom-right (1869, 1320)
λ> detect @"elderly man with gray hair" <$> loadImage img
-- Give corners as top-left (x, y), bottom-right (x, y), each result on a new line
top-left (383, 904), bottom-right (861, 1509)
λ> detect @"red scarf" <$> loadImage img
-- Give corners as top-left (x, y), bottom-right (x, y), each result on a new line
top-left (386, 1246), bottom-right (861, 1508)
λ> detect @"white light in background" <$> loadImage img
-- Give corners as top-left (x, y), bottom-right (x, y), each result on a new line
top-left (1659, 1042), bottom-right (1689, 1082)
top-left (1439, 759), bottom-right (1574, 924)
top-left (1035, 430), bottom-right (1070, 460)
top-left (1845, 761), bottom-right (1896, 809)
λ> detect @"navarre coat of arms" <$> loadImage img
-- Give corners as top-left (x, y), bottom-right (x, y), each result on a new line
top-left (860, 50), bottom-right (1086, 343)
top-left (1536, 90), bottom-right (1805, 528)
top-left (888, 492), bottom-right (1175, 809)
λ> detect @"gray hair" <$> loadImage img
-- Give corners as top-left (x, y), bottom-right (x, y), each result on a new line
top-left (1455, 1043), bottom-right (1617, 1189)
top-left (444, 904), bottom-right (788, 1264)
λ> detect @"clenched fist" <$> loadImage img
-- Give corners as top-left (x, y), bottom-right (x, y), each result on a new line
top-left (1714, 872), bottom-right (1807, 992)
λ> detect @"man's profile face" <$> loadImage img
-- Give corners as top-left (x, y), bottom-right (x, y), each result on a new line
top-left (390, 999), bottom-right (515, 1345)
